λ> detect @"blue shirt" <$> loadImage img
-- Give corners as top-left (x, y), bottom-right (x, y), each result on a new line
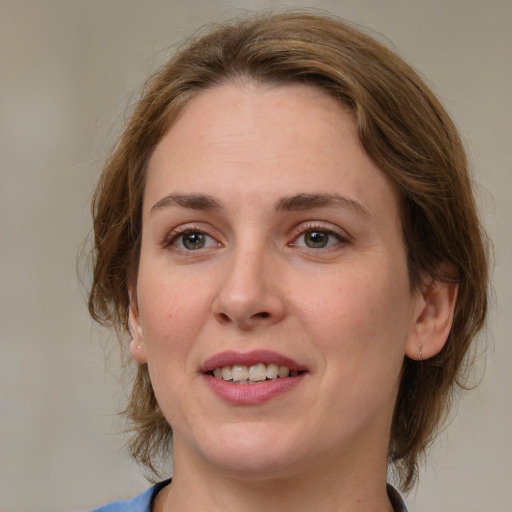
top-left (87, 480), bottom-right (171, 512)
top-left (88, 480), bottom-right (408, 511)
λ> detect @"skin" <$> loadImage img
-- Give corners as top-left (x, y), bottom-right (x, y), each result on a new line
top-left (129, 83), bottom-right (457, 512)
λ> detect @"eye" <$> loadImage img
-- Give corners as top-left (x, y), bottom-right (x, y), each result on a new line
top-left (171, 230), bottom-right (219, 251)
top-left (293, 228), bottom-right (343, 249)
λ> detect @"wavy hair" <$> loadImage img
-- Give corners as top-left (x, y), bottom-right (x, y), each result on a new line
top-left (88, 11), bottom-right (489, 490)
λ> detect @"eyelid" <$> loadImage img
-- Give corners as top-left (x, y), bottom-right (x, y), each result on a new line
top-left (290, 221), bottom-right (351, 243)
top-left (287, 221), bottom-right (353, 255)
top-left (163, 223), bottom-right (222, 250)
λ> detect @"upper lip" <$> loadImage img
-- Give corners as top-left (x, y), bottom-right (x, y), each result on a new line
top-left (200, 350), bottom-right (307, 373)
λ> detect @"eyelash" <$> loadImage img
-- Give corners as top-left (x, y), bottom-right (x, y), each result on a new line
top-left (163, 222), bottom-right (350, 254)
top-left (289, 222), bottom-right (349, 251)
top-left (164, 225), bottom-right (221, 252)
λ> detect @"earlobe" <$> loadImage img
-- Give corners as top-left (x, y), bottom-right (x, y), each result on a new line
top-left (128, 292), bottom-right (148, 364)
top-left (406, 279), bottom-right (459, 361)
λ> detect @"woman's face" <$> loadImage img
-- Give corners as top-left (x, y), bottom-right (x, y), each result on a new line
top-left (130, 83), bottom-right (425, 479)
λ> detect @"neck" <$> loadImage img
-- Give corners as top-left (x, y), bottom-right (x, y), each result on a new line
top-left (160, 441), bottom-right (394, 512)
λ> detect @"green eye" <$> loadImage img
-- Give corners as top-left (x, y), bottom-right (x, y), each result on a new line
top-left (182, 232), bottom-right (206, 250)
top-left (304, 230), bottom-right (330, 248)
top-left (294, 229), bottom-right (342, 249)
top-left (173, 230), bottom-right (217, 251)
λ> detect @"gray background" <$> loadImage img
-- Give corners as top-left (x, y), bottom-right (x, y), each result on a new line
top-left (1, 1), bottom-right (510, 511)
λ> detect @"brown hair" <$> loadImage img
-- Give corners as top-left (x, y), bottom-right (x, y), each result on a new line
top-left (88, 11), bottom-right (489, 490)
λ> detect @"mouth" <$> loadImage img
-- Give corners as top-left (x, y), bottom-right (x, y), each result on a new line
top-left (200, 350), bottom-right (308, 401)
top-left (210, 363), bottom-right (302, 384)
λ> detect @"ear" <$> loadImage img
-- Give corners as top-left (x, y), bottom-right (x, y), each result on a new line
top-left (405, 278), bottom-right (459, 360)
top-left (127, 288), bottom-right (147, 364)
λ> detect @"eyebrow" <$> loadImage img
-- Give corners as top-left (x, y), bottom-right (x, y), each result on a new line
top-left (150, 192), bottom-right (371, 219)
top-left (275, 193), bottom-right (372, 218)
top-left (150, 193), bottom-right (222, 214)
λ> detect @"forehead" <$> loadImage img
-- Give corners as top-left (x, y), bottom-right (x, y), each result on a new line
top-left (145, 83), bottom-right (399, 223)
top-left (148, 82), bottom-right (355, 170)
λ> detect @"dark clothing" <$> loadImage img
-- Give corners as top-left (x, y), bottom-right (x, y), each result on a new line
top-left (88, 479), bottom-right (408, 511)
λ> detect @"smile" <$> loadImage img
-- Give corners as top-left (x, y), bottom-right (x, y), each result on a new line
top-left (202, 350), bottom-right (307, 404)
top-left (212, 363), bottom-right (300, 384)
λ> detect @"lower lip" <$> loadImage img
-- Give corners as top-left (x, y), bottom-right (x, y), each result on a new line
top-left (203, 373), bottom-right (306, 405)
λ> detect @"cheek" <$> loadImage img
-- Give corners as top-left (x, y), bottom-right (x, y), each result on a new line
top-left (136, 272), bottom-right (204, 413)
top-left (136, 267), bottom-right (208, 358)
top-left (294, 264), bottom-right (413, 361)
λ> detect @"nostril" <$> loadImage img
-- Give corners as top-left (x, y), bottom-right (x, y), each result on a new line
top-left (217, 312), bottom-right (230, 323)
top-left (253, 312), bottom-right (270, 319)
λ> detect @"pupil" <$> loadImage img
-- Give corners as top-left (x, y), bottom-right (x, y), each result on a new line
top-left (184, 232), bottom-right (205, 250)
top-left (306, 230), bottom-right (328, 248)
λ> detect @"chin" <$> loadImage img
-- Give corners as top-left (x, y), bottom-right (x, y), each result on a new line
top-left (207, 452), bottom-right (300, 481)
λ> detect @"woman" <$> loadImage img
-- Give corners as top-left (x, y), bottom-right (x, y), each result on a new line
top-left (87, 11), bottom-right (489, 512)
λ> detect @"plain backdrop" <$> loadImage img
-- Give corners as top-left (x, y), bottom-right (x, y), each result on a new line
top-left (1, 1), bottom-right (510, 511)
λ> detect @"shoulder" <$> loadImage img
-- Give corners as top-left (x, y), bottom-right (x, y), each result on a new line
top-left (86, 480), bottom-right (172, 512)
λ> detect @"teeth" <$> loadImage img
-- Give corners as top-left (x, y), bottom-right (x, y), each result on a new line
top-left (221, 366), bottom-right (232, 381)
top-left (211, 363), bottom-right (300, 383)
top-left (232, 365), bottom-right (249, 381)
top-left (266, 363), bottom-right (279, 379)
top-left (249, 363), bottom-right (266, 381)
top-left (278, 366), bottom-right (290, 378)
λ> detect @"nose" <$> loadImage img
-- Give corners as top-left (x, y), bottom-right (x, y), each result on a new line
top-left (212, 246), bottom-right (286, 330)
